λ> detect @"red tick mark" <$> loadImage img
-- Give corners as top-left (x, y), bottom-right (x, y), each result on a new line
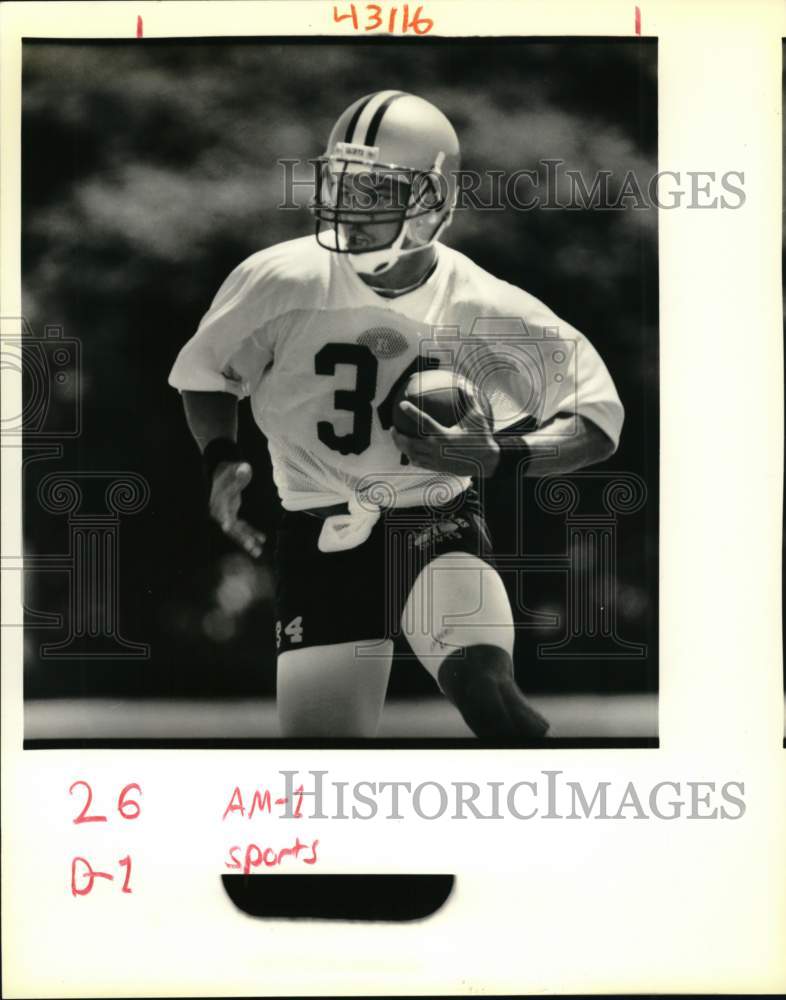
top-left (136, 16), bottom-right (143, 38)
top-left (634, 6), bottom-right (641, 35)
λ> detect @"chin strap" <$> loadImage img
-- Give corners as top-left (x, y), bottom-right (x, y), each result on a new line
top-left (348, 222), bottom-right (423, 276)
top-left (363, 257), bottom-right (439, 298)
top-left (348, 211), bottom-right (452, 276)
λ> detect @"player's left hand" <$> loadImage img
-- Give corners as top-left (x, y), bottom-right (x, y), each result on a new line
top-left (209, 460), bottom-right (266, 558)
top-left (392, 401), bottom-right (500, 478)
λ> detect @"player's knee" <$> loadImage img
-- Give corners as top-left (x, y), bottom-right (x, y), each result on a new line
top-left (403, 553), bottom-right (514, 676)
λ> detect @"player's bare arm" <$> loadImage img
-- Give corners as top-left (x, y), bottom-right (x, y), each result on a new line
top-left (182, 389), bottom-right (265, 558)
top-left (182, 388), bottom-right (238, 449)
top-left (392, 408), bottom-right (615, 477)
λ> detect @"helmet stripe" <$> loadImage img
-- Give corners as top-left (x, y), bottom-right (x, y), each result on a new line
top-left (364, 91), bottom-right (406, 146)
top-left (343, 93), bottom-right (376, 143)
top-left (348, 90), bottom-right (405, 147)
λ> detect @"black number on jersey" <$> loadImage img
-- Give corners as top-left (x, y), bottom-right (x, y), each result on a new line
top-left (315, 344), bottom-right (379, 456)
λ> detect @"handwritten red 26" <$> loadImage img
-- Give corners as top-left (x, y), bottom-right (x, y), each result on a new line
top-left (70, 781), bottom-right (142, 824)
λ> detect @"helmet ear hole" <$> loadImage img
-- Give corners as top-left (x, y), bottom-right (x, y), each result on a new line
top-left (412, 171), bottom-right (447, 212)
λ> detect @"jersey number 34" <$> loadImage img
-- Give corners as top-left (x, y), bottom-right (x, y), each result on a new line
top-left (315, 342), bottom-right (437, 457)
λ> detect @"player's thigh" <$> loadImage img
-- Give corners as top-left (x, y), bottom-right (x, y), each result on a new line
top-left (274, 510), bottom-right (388, 654)
top-left (402, 551), bottom-right (514, 681)
top-left (277, 640), bottom-right (394, 738)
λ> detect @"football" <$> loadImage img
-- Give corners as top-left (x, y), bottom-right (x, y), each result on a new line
top-left (393, 368), bottom-right (492, 437)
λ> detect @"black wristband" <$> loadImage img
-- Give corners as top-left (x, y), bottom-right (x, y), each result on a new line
top-left (491, 431), bottom-right (532, 480)
top-left (202, 437), bottom-right (243, 485)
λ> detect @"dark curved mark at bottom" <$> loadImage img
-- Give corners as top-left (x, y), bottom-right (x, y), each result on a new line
top-left (222, 873), bottom-right (455, 922)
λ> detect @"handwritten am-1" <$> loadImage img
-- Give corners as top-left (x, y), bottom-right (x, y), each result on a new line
top-left (222, 784), bottom-right (319, 872)
top-left (69, 781), bottom-right (141, 897)
top-left (332, 4), bottom-right (434, 34)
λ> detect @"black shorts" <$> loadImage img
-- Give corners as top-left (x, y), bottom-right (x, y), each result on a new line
top-left (274, 488), bottom-right (492, 652)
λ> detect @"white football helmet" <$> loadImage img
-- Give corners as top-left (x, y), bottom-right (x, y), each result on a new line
top-left (311, 90), bottom-right (461, 275)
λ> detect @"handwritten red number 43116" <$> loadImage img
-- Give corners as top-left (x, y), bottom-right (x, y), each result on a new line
top-left (333, 4), bottom-right (433, 34)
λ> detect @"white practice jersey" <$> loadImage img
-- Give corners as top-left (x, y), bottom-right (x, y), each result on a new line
top-left (169, 235), bottom-right (624, 511)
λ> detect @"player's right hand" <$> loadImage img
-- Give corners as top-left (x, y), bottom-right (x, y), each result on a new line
top-left (208, 461), bottom-right (266, 558)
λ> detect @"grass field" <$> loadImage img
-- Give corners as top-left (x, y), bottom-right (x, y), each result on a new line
top-left (25, 693), bottom-right (658, 741)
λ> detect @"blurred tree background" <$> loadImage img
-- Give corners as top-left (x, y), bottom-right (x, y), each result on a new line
top-left (22, 38), bottom-right (658, 701)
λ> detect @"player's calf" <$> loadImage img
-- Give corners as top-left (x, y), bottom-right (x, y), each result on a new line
top-left (437, 645), bottom-right (549, 741)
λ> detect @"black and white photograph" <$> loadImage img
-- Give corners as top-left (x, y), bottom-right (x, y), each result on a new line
top-left (2, 2), bottom-right (785, 998)
top-left (18, 35), bottom-right (659, 746)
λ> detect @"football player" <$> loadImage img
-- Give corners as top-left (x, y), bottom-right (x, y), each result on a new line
top-left (169, 90), bottom-right (624, 740)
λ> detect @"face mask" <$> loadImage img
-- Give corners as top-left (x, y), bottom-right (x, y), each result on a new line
top-left (346, 212), bottom-right (453, 276)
